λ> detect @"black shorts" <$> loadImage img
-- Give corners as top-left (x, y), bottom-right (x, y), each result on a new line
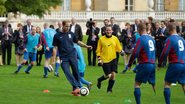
top-left (102, 59), bottom-right (117, 75)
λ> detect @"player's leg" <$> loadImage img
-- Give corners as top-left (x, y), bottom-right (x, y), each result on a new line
top-left (97, 62), bottom-right (110, 89)
top-left (43, 49), bottom-right (53, 78)
top-left (54, 56), bottom-right (60, 77)
top-left (107, 72), bottom-right (115, 93)
top-left (134, 81), bottom-right (142, 104)
top-left (14, 52), bottom-right (28, 73)
top-left (25, 53), bottom-right (36, 74)
top-left (107, 59), bottom-right (117, 93)
top-left (164, 82), bottom-right (171, 104)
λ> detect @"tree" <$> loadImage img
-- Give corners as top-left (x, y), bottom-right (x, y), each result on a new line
top-left (0, 0), bottom-right (62, 18)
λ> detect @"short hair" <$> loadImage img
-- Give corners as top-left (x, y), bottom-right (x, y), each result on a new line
top-left (62, 20), bottom-right (70, 26)
top-left (167, 22), bottom-right (176, 32)
top-left (137, 23), bottom-right (147, 32)
top-left (104, 19), bottom-right (109, 22)
top-left (169, 19), bottom-right (175, 22)
top-left (17, 23), bottom-right (22, 27)
top-left (148, 17), bottom-right (153, 21)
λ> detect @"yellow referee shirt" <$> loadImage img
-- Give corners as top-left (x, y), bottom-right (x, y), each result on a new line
top-left (96, 35), bottom-right (122, 63)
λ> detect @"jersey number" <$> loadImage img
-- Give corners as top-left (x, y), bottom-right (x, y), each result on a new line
top-left (178, 40), bottom-right (184, 51)
top-left (148, 40), bottom-right (154, 51)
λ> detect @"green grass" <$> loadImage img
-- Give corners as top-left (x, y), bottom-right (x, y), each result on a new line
top-left (0, 36), bottom-right (184, 104)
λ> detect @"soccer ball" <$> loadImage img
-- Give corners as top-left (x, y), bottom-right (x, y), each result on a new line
top-left (80, 87), bottom-right (89, 96)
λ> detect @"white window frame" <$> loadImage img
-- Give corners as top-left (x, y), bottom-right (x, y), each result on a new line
top-left (125, 0), bottom-right (134, 11)
top-left (63, 0), bottom-right (71, 11)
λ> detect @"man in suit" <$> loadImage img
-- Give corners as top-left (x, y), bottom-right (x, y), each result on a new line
top-left (101, 19), bottom-right (110, 36)
top-left (70, 18), bottom-right (83, 41)
top-left (23, 19), bottom-right (33, 35)
top-left (110, 17), bottom-right (121, 37)
top-left (131, 19), bottom-right (140, 33)
top-left (0, 20), bottom-right (13, 65)
top-left (56, 21), bottom-right (62, 33)
top-left (86, 20), bottom-right (100, 66)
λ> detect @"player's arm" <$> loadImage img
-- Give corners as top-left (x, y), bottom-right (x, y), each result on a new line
top-left (158, 39), bottom-right (171, 67)
top-left (96, 39), bottom-right (103, 65)
top-left (115, 37), bottom-right (124, 56)
top-left (77, 41), bottom-right (92, 49)
top-left (127, 39), bottom-right (142, 68)
top-left (41, 33), bottom-right (49, 51)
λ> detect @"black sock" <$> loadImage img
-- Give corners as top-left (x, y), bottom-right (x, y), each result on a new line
top-left (107, 79), bottom-right (115, 92)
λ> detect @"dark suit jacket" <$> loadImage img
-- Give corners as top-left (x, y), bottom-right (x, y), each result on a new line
top-left (23, 25), bottom-right (33, 35)
top-left (0, 27), bottom-right (13, 43)
top-left (112, 24), bottom-right (121, 37)
top-left (70, 24), bottom-right (83, 41)
top-left (101, 26), bottom-right (106, 36)
top-left (131, 24), bottom-right (137, 32)
top-left (86, 27), bottom-right (100, 45)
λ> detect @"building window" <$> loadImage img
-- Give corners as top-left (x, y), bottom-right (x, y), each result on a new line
top-left (125, 0), bottom-right (134, 11)
top-left (179, 0), bottom-right (185, 11)
top-left (63, 0), bottom-right (71, 11)
top-left (155, 0), bottom-right (164, 11)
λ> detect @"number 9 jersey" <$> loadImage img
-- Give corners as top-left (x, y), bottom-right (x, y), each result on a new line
top-left (128, 34), bottom-right (156, 67)
top-left (159, 34), bottom-right (185, 64)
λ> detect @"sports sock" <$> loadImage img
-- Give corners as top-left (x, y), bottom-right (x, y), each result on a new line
top-left (164, 88), bottom-right (170, 104)
top-left (16, 64), bottom-right (23, 72)
top-left (107, 79), bottom-right (115, 92)
top-left (25, 64), bottom-right (33, 72)
top-left (134, 88), bottom-right (141, 104)
top-left (98, 75), bottom-right (108, 82)
top-left (55, 62), bottom-right (60, 74)
top-left (44, 67), bottom-right (48, 76)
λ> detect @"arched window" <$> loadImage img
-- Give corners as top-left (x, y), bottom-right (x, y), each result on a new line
top-left (125, 0), bottom-right (134, 11)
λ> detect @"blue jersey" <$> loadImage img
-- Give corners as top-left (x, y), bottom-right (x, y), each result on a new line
top-left (159, 34), bottom-right (185, 64)
top-left (42, 28), bottom-right (56, 48)
top-left (26, 33), bottom-right (40, 53)
top-left (53, 32), bottom-right (78, 58)
top-left (74, 43), bottom-right (86, 73)
top-left (128, 34), bottom-right (156, 67)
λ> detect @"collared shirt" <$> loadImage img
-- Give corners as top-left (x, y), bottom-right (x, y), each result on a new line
top-left (27, 25), bottom-right (32, 33)
top-left (70, 24), bottom-right (76, 33)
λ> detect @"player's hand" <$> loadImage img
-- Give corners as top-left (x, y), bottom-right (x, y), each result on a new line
top-left (120, 50), bottom-right (125, 56)
top-left (46, 46), bottom-right (50, 51)
top-left (87, 45), bottom-right (93, 50)
top-left (23, 48), bottom-right (27, 52)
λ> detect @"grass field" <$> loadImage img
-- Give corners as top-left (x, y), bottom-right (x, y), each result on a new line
top-left (0, 36), bottom-right (184, 104)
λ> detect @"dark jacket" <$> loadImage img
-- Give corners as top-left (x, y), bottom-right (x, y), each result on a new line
top-left (70, 24), bottom-right (83, 41)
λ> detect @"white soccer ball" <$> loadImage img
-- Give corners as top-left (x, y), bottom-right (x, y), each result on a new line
top-left (80, 87), bottom-right (89, 96)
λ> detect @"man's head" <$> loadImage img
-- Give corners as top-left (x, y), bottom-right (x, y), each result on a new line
top-left (104, 19), bottom-right (109, 26)
top-left (105, 26), bottom-right (113, 38)
top-left (62, 20), bottom-right (70, 32)
top-left (137, 23), bottom-right (147, 35)
top-left (166, 22), bottom-right (177, 35)
top-left (26, 19), bottom-right (32, 26)
top-left (31, 26), bottom-right (36, 35)
top-left (71, 17), bottom-right (76, 25)
top-left (58, 21), bottom-right (62, 28)
top-left (43, 23), bottom-right (49, 29)
top-left (3, 20), bottom-right (9, 27)
top-left (110, 17), bottom-right (115, 25)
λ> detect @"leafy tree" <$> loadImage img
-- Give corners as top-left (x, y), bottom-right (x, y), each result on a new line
top-left (0, 0), bottom-right (62, 17)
